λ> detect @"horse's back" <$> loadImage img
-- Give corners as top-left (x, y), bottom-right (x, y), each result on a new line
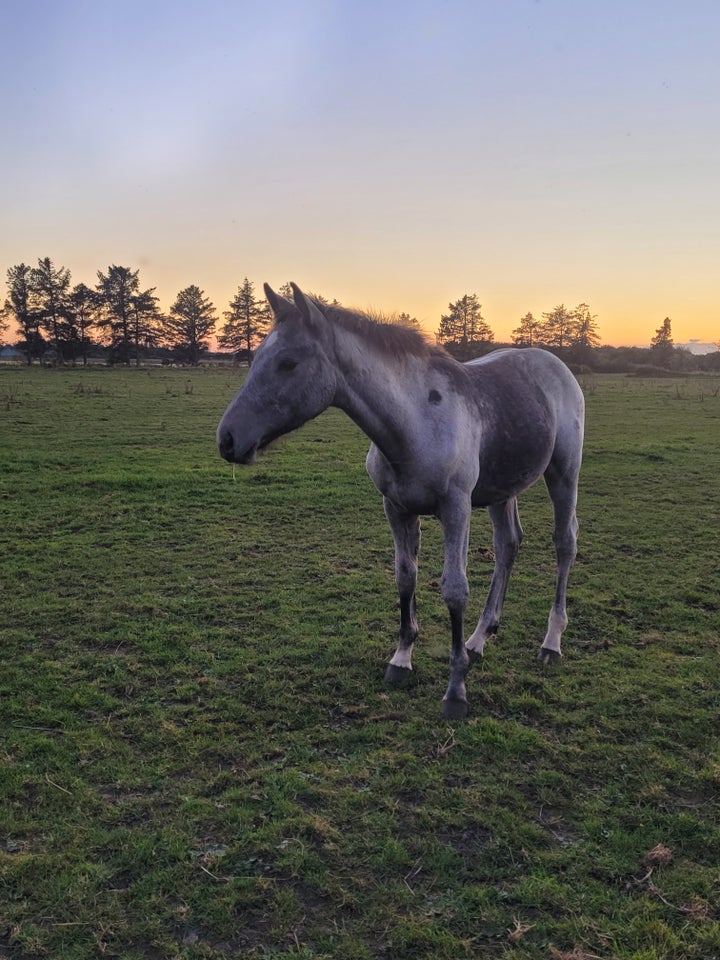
top-left (465, 346), bottom-right (576, 385)
top-left (465, 348), bottom-right (583, 430)
top-left (462, 349), bottom-right (584, 505)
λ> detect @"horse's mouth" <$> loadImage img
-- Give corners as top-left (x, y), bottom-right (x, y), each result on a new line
top-left (235, 431), bottom-right (280, 464)
top-left (236, 443), bottom-right (259, 465)
top-left (218, 427), bottom-right (285, 465)
top-left (257, 427), bottom-right (286, 454)
top-left (218, 431), bottom-right (258, 465)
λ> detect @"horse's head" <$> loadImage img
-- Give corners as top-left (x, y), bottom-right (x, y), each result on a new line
top-left (217, 283), bottom-right (338, 464)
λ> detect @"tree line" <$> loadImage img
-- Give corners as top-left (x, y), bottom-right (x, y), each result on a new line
top-left (436, 295), bottom-right (601, 364)
top-left (2, 259), bottom-right (717, 372)
top-left (0, 259), bottom-right (275, 366)
top-left (435, 294), bottom-right (719, 372)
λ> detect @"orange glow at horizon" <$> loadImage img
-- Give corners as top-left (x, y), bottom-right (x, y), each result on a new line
top-left (199, 275), bottom-right (720, 351)
top-left (4, 256), bottom-right (716, 352)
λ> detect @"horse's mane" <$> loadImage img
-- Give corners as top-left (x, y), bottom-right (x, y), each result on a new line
top-left (312, 299), bottom-right (448, 364)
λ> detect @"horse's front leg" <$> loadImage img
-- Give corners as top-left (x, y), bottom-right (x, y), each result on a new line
top-left (438, 497), bottom-right (472, 720)
top-left (383, 499), bottom-right (421, 687)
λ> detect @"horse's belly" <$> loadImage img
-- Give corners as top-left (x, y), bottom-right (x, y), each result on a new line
top-left (471, 463), bottom-right (546, 507)
top-left (472, 437), bottom-right (552, 506)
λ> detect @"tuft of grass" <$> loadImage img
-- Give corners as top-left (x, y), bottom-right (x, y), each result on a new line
top-left (1, 366), bottom-right (719, 959)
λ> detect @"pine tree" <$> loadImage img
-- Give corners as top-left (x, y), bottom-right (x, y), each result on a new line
top-left (129, 288), bottom-right (161, 365)
top-left (161, 285), bottom-right (217, 364)
top-left (31, 257), bottom-right (72, 362)
top-left (570, 303), bottom-right (601, 348)
top-left (567, 303), bottom-right (601, 364)
top-left (220, 278), bottom-right (269, 361)
top-left (96, 265), bottom-right (140, 364)
top-left (650, 317), bottom-right (674, 366)
top-left (68, 283), bottom-right (100, 365)
top-left (538, 304), bottom-right (575, 351)
top-left (4, 263), bottom-right (42, 364)
top-left (511, 312), bottom-right (540, 347)
top-left (437, 294), bottom-right (493, 360)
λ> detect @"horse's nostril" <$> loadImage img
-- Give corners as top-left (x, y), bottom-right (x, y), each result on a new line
top-left (218, 429), bottom-right (234, 461)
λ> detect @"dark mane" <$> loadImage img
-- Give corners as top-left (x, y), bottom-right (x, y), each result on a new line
top-left (314, 299), bottom-right (448, 363)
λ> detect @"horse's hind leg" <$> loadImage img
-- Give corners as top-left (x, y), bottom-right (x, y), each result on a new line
top-left (383, 499), bottom-right (421, 686)
top-left (465, 498), bottom-right (523, 661)
top-left (540, 459), bottom-right (580, 664)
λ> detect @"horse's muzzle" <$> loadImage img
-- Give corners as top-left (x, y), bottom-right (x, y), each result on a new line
top-left (217, 428), bottom-right (257, 465)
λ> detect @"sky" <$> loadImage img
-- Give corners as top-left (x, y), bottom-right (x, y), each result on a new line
top-left (1, 0), bottom-right (718, 347)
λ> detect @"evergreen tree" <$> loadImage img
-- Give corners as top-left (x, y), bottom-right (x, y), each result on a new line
top-left (68, 283), bottom-right (100, 365)
top-left (129, 288), bottom-right (162, 365)
top-left (161, 285), bottom-right (217, 364)
top-left (31, 257), bottom-right (72, 362)
top-left (570, 303), bottom-right (601, 348)
top-left (511, 312), bottom-right (540, 346)
top-left (437, 293), bottom-right (493, 360)
top-left (220, 278), bottom-right (269, 360)
top-left (4, 263), bottom-right (42, 364)
top-left (538, 304), bottom-right (575, 351)
top-left (568, 302), bottom-right (601, 364)
top-left (96, 265), bottom-right (141, 364)
top-left (650, 317), bottom-right (674, 366)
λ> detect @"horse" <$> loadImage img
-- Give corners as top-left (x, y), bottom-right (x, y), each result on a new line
top-left (217, 283), bottom-right (584, 719)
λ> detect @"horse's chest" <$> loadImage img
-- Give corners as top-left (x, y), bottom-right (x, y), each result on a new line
top-left (365, 442), bottom-right (471, 515)
top-left (365, 445), bottom-right (438, 514)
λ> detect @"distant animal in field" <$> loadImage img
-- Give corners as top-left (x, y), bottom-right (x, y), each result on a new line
top-left (217, 283), bottom-right (584, 718)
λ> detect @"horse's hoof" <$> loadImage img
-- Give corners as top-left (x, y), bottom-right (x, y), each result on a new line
top-left (442, 697), bottom-right (469, 721)
top-left (467, 648), bottom-right (483, 666)
top-left (384, 664), bottom-right (414, 688)
top-left (539, 647), bottom-right (561, 665)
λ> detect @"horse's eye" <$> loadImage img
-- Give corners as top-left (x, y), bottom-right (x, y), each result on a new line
top-left (278, 358), bottom-right (298, 373)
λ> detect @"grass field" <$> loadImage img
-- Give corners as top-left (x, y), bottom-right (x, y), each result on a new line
top-left (1, 365), bottom-right (719, 960)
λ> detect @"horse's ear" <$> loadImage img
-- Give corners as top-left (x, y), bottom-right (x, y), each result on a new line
top-left (291, 283), bottom-right (325, 330)
top-left (264, 283), bottom-right (292, 319)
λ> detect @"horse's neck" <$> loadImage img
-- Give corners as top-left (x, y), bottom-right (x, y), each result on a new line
top-left (331, 336), bottom-right (423, 460)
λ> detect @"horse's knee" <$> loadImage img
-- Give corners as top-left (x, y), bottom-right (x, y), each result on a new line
top-left (441, 572), bottom-right (469, 613)
top-left (396, 560), bottom-right (417, 595)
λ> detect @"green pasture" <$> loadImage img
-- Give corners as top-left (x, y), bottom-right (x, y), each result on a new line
top-left (1, 365), bottom-right (719, 959)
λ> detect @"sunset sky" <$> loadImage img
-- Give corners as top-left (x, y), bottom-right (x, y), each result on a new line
top-left (1, 0), bottom-right (718, 347)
